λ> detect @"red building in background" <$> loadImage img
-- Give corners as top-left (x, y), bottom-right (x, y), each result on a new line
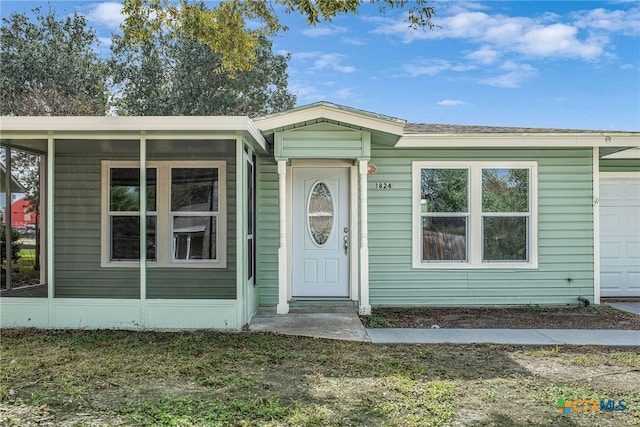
top-left (1, 197), bottom-right (37, 229)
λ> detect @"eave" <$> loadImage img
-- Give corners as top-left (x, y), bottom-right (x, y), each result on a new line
top-left (0, 116), bottom-right (268, 153)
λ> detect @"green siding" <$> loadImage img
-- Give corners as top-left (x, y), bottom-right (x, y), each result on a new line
top-left (276, 123), bottom-right (368, 159)
top-left (54, 139), bottom-right (237, 299)
top-left (600, 158), bottom-right (640, 173)
top-left (256, 159), bottom-right (279, 305)
top-left (368, 147), bottom-right (595, 306)
top-left (256, 147), bottom-right (597, 307)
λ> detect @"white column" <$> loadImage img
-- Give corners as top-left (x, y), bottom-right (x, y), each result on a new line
top-left (139, 136), bottom-right (147, 326)
top-left (358, 160), bottom-right (371, 315)
top-left (276, 160), bottom-right (289, 314)
top-left (593, 147), bottom-right (600, 305)
top-left (47, 137), bottom-right (55, 326)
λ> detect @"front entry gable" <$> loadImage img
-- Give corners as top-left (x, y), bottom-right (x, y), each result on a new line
top-left (254, 102), bottom-right (406, 161)
top-left (275, 122), bottom-right (370, 161)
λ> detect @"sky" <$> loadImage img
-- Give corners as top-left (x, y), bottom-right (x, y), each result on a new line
top-left (1, 0), bottom-right (639, 131)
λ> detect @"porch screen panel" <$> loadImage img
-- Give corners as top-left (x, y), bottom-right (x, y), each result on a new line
top-left (0, 146), bottom-right (47, 297)
top-left (145, 139), bottom-right (236, 299)
top-left (56, 139), bottom-right (141, 299)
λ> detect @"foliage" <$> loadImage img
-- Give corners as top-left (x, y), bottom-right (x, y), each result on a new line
top-left (0, 8), bottom-right (109, 116)
top-left (482, 168), bottom-right (529, 260)
top-left (122, 0), bottom-right (437, 74)
top-left (111, 2), bottom-right (296, 116)
top-left (0, 225), bottom-right (21, 265)
top-left (421, 168), bottom-right (468, 213)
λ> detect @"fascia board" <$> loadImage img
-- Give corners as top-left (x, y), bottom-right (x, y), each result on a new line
top-left (396, 134), bottom-right (640, 148)
top-left (0, 116), bottom-right (267, 151)
top-left (254, 105), bottom-right (406, 136)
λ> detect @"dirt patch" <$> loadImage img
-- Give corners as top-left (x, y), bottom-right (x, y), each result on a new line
top-left (361, 305), bottom-right (640, 329)
top-left (1, 330), bottom-right (639, 426)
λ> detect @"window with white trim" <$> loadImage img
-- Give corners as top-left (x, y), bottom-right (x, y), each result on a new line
top-left (412, 161), bottom-right (537, 269)
top-left (101, 161), bottom-right (226, 268)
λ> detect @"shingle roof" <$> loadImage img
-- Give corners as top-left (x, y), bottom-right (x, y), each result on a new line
top-left (404, 123), bottom-right (638, 134)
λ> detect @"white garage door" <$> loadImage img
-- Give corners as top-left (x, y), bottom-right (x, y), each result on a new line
top-left (600, 176), bottom-right (640, 297)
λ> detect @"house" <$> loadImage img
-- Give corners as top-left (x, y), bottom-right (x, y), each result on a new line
top-left (2, 197), bottom-right (38, 229)
top-left (1, 102), bottom-right (638, 329)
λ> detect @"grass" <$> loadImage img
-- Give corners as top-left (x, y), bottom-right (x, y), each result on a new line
top-left (1, 329), bottom-right (638, 426)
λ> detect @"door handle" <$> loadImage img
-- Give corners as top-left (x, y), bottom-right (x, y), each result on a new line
top-left (343, 235), bottom-right (349, 255)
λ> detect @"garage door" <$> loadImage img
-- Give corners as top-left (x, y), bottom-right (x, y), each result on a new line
top-left (600, 176), bottom-right (640, 297)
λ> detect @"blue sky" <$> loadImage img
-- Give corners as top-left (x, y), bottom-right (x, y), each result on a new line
top-left (1, 1), bottom-right (639, 130)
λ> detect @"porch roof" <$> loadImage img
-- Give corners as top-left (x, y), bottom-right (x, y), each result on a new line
top-left (0, 116), bottom-right (267, 153)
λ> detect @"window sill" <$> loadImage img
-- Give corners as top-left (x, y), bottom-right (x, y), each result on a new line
top-left (100, 260), bottom-right (227, 269)
top-left (412, 261), bottom-right (538, 270)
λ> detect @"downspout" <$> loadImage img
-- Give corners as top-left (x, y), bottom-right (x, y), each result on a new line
top-left (593, 147), bottom-right (600, 305)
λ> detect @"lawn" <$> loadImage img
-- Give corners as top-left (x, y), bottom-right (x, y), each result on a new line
top-left (1, 329), bottom-right (638, 426)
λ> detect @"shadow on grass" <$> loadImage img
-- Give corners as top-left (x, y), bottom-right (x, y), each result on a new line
top-left (3, 329), bottom-right (632, 426)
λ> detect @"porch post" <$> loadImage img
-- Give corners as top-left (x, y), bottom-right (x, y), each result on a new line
top-left (276, 160), bottom-right (289, 314)
top-left (139, 135), bottom-right (147, 327)
top-left (47, 137), bottom-right (55, 326)
top-left (358, 160), bottom-right (371, 315)
top-left (4, 146), bottom-right (12, 290)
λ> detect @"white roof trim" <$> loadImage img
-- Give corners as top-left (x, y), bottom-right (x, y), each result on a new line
top-left (396, 134), bottom-right (640, 148)
top-left (0, 116), bottom-right (267, 151)
top-left (254, 104), bottom-right (406, 136)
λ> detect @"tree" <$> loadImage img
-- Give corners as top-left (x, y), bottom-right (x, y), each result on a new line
top-left (122, 0), bottom-right (437, 74)
top-left (111, 3), bottom-right (296, 116)
top-left (0, 8), bottom-right (109, 116)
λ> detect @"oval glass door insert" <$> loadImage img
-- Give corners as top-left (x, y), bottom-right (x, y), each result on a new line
top-left (307, 181), bottom-right (334, 246)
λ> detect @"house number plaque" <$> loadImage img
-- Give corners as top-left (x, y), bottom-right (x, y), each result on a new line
top-left (374, 182), bottom-right (392, 189)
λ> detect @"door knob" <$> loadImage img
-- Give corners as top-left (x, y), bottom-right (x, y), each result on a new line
top-left (343, 235), bottom-right (349, 255)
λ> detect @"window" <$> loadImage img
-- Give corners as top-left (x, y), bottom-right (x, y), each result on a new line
top-left (413, 161), bottom-right (537, 269)
top-left (102, 161), bottom-right (226, 268)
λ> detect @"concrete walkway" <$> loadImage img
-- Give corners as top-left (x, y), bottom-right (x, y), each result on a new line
top-left (249, 306), bottom-right (371, 342)
top-left (607, 302), bottom-right (640, 316)
top-left (250, 304), bottom-right (640, 346)
top-left (367, 328), bottom-right (640, 346)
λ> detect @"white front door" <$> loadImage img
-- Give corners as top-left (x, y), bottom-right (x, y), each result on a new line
top-left (600, 176), bottom-right (640, 297)
top-left (292, 167), bottom-right (350, 297)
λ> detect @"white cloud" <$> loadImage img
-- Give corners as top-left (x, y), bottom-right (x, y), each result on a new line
top-left (85, 2), bottom-right (123, 30)
top-left (340, 37), bottom-right (365, 46)
top-left (481, 61), bottom-right (537, 88)
top-left (402, 59), bottom-right (474, 77)
top-left (402, 59), bottom-right (451, 76)
top-left (519, 23), bottom-right (603, 59)
top-left (467, 46), bottom-right (499, 64)
top-left (572, 6), bottom-right (640, 36)
top-left (301, 25), bottom-right (348, 37)
top-left (294, 52), bottom-right (356, 73)
top-left (369, 5), bottom-right (618, 61)
top-left (437, 99), bottom-right (470, 107)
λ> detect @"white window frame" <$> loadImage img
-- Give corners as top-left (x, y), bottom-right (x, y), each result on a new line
top-left (101, 160), bottom-right (227, 268)
top-left (412, 161), bottom-right (538, 269)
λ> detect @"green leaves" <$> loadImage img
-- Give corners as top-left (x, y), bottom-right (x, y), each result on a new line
top-left (121, 0), bottom-right (437, 75)
top-left (0, 8), bottom-right (109, 116)
top-left (111, 7), bottom-right (296, 116)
